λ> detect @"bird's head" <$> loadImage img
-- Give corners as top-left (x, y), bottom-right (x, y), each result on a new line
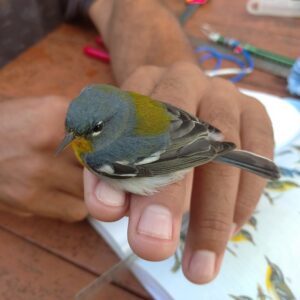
top-left (56, 84), bottom-right (133, 161)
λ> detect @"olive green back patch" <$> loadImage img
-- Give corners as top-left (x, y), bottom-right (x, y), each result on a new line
top-left (129, 92), bottom-right (171, 136)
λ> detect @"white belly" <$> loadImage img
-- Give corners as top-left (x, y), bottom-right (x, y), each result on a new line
top-left (102, 169), bottom-right (190, 195)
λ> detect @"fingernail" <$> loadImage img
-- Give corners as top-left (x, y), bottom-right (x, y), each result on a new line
top-left (95, 181), bottom-right (125, 207)
top-left (188, 250), bottom-right (216, 282)
top-left (137, 204), bottom-right (172, 240)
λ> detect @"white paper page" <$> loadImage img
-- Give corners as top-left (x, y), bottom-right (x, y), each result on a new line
top-left (241, 89), bottom-right (300, 151)
top-left (89, 217), bottom-right (131, 258)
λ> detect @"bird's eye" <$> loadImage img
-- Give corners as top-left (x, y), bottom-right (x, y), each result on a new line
top-left (92, 121), bottom-right (103, 136)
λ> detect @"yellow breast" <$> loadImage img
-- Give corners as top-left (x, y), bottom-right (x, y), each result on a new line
top-left (230, 233), bottom-right (247, 243)
top-left (265, 265), bottom-right (273, 291)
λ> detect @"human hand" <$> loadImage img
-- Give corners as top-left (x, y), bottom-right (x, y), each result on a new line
top-left (0, 96), bottom-right (87, 221)
top-left (83, 62), bottom-right (274, 283)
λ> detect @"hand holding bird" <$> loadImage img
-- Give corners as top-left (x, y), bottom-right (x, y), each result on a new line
top-left (58, 62), bottom-right (278, 284)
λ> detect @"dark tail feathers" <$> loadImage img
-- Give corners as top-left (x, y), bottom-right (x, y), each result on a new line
top-left (215, 150), bottom-right (280, 180)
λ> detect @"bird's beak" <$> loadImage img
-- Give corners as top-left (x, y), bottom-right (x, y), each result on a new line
top-left (55, 132), bottom-right (75, 155)
top-left (265, 256), bottom-right (271, 265)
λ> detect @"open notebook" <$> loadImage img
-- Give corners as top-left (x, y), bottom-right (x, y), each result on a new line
top-left (89, 90), bottom-right (300, 300)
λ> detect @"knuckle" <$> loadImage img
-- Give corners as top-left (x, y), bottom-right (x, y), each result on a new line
top-left (170, 61), bottom-right (200, 74)
top-left (206, 105), bottom-right (239, 126)
top-left (153, 76), bottom-right (192, 109)
top-left (158, 73), bottom-right (186, 93)
top-left (190, 212), bottom-right (232, 253)
top-left (205, 78), bottom-right (241, 111)
top-left (158, 62), bottom-right (203, 90)
top-left (151, 62), bottom-right (207, 112)
top-left (122, 65), bottom-right (164, 93)
top-left (210, 77), bottom-right (237, 93)
top-left (198, 213), bottom-right (231, 237)
top-left (168, 61), bottom-right (208, 89)
top-left (132, 65), bottom-right (162, 77)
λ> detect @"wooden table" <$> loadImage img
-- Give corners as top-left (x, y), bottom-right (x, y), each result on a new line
top-left (0, 1), bottom-right (299, 299)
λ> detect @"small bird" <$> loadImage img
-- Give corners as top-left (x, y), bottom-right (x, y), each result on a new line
top-left (229, 295), bottom-right (253, 300)
top-left (266, 180), bottom-right (299, 193)
top-left (247, 215), bottom-right (257, 230)
top-left (257, 284), bottom-right (268, 300)
top-left (230, 229), bottom-right (255, 245)
top-left (56, 84), bottom-right (280, 195)
top-left (265, 257), bottom-right (296, 300)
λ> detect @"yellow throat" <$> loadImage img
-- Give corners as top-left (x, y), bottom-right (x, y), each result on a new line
top-left (71, 137), bottom-right (93, 165)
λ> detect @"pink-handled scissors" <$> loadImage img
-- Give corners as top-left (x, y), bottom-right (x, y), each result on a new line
top-left (83, 36), bottom-right (110, 63)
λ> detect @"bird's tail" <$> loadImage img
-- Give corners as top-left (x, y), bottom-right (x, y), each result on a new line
top-left (215, 150), bottom-right (280, 180)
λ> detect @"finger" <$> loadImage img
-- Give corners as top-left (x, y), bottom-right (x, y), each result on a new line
top-left (50, 156), bottom-right (84, 197)
top-left (127, 63), bottom-right (204, 260)
top-left (0, 201), bottom-right (33, 217)
top-left (83, 168), bottom-right (129, 221)
top-left (31, 153), bottom-right (83, 198)
top-left (121, 65), bottom-right (165, 94)
top-left (29, 191), bottom-right (87, 222)
top-left (183, 78), bottom-right (241, 284)
top-left (234, 96), bottom-right (274, 229)
top-left (128, 172), bottom-right (193, 261)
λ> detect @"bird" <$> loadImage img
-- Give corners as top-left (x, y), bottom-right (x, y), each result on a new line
top-left (56, 84), bottom-right (280, 195)
top-left (247, 215), bottom-right (257, 230)
top-left (266, 180), bottom-right (299, 193)
top-left (257, 284), bottom-right (268, 300)
top-left (230, 229), bottom-right (255, 245)
top-left (229, 295), bottom-right (253, 300)
top-left (265, 257), bottom-right (295, 300)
